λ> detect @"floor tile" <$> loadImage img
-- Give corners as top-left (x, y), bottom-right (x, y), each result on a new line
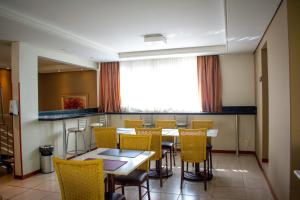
top-left (34, 180), bottom-right (60, 193)
top-left (245, 188), bottom-right (273, 200)
top-left (212, 187), bottom-right (246, 200)
top-left (41, 192), bottom-right (61, 200)
top-left (145, 192), bottom-right (179, 200)
top-left (0, 153), bottom-right (274, 200)
top-left (178, 194), bottom-right (211, 200)
top-left (243, 177), bottom-right (268, 189)
top-left (0, 185), bottom-right (27, 199)
top-left (10, 189), bottom-right (50, 200)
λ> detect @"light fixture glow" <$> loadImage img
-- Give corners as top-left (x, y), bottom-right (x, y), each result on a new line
top-left (144, 34), bottom-right (167, 45)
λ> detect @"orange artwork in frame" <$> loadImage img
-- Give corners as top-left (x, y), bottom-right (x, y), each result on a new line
top-left (61, 95), bottom-right (87, 110)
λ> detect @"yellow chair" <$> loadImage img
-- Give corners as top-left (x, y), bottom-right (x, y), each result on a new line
top-left (136, 128), bottom-right (167, 187)
top-left (179, 129), bottom-right (207, 190)
top-left (192, 120), bottom-right (213, 129)
top-left (155, 120), bottom-right (176, 169)
top-left (115, 135), bottom-right (152, 200)
top-left (53, 157), bottom-right (125, 200)
top-left (124, 119), bottom-right (144, 128)
top-left (192, 120), bottom-right (213, 175)
top-left (93, 127), bottom-right (117, 148)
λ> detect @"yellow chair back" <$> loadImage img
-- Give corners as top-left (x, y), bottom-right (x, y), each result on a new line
top-left (124, 119), bottom-right (144, 128)
top-left (192, 120), bottom-right (213, 129)
top-left (192, 120), bottom-right (213, 144)
top-left (93, 127), bottom-right (117, 148)
top-left (53, 157), bottom-right (105, 200)
top-left (155, 120), bottom-right (176, 143)
top-left (120, 134), bottom-right (152, 171)
top-left (155, 120), bottom-right (176, 129)
top-left (136, 128), bottom-right (162, 161)
top-left (179, 129), bottom-right (207, 163)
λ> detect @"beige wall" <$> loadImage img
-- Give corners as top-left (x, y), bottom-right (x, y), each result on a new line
top-left (38, 70), bottom-right (97, 111)
top-left (108, 114), bottom-right (256, 152)
top-left (287, 0), bottom-right (300, 199)
top-left (254, 1), bottom-right (290, 199)
top-left (220, 53), bottom-right (255, 106)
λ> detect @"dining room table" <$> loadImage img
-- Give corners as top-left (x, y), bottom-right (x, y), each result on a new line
top-left (73, 148), bottom-right (155, 192)
top-left (117, 128), bottom-right (218, 181)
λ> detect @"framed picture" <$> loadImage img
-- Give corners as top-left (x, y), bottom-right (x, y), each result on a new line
top-left (61, 95), bottom-right (87, 110)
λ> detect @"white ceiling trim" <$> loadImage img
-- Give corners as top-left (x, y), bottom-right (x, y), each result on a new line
top-left (0, 5), bottom-right (117, 56)
top-left (119, 45), bottom-right (226, 61)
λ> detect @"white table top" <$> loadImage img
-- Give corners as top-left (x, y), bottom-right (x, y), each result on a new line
top-left (117, 128), bottom-right (218, 137)
top-left (294, 170), bottom-right (300, 180)
top-left (73, 148), bottom-right (155, 176)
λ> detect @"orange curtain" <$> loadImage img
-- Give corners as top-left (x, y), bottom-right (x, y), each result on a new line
top-left (99, 62), bottom-right (121, 112)
top-left (197, 55), bottom-right (222, 112)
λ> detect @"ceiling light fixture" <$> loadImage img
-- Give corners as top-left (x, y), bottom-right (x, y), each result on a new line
top-left (144, 34), bottom-right (167, 45)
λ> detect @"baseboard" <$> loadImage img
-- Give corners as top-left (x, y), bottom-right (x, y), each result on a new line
top-left (14, 169), bottom-right (41, 179)
top-left (254, 154), bottom-right (278, 200)
top-left (176, 148), bottom-right (255, 155)
top-left (212, 150), bottom-right (255, 154)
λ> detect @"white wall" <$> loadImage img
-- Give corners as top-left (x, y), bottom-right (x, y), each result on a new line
top-left (11, 42), bottom-right (98, 176)
top-left (220, 53), bottom-right (255, 106)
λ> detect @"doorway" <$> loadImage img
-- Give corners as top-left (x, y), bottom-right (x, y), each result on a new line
top-left (261, 44), bottom-right (269, 163)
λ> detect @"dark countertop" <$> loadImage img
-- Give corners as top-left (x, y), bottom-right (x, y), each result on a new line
top-left (38, 106), bottom-right (256, 121)
top-left (38, 108), bottom-right (102, 121)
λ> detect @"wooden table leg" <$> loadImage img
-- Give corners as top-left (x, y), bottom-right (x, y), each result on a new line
top-left (195, 163), bottom-right (200, 173)
top-left (107, 174), bottom-right (115, 192)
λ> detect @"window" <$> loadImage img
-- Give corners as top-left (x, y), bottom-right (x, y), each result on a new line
top-left (120, 57), bottom-right (201, 112)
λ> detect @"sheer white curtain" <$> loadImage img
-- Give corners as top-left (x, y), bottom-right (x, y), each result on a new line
top-left (120, 57), bottom-right (201, 112)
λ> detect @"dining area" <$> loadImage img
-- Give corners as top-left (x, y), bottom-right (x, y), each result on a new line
top-left (51, 119), bottom-right (218, 200)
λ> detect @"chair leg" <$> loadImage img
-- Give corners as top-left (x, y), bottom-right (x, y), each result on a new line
top-left (89, 127), bottom-right (93, 151)
top-left (82, 133), bottom-right (87, 153)
top-left (138, 185), bottom-right (142, 200)
top-left (155, 160), bottom-right (160, 174)
top-left (75, 132), bottom-right (78, 156)
top-left (159, 159), bottom-right (163, 187)
top-left (207, 150), bottom-right (210, 176)
top-left (66, 132), bottom-right (70, 153)
top-left (210, 149), bottom-right (213, 175)
top-left (173, 146), bottom-right (176, 166)
top-left (169, 147), bottom-right (172, 171)
top-left (186, 162), bottom-right (189, 172)
top-left (180, 160), bottom-right (184, 189)
top-left (147, 178), bottom-right (151, 200)
top-left (204, 161), bottom-right (207, 191)
top-left (166, 153), bottom-right (169, 175)
top-left (104, 178), bottom-right (108, 192)
top-left (121, 186), bottom-right (125, 195)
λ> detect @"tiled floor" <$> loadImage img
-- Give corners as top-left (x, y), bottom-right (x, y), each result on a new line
top-left (0, 153), bottom-right (273, 200)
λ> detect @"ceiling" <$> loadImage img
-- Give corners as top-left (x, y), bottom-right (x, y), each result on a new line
top-left (0, 0), bottom-right (281, 61)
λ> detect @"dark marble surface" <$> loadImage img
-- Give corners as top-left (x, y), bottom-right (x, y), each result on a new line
top-left (38, 106), bottom-right (256, 121)
top-left (39, 108), bottom-right (102, 121)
